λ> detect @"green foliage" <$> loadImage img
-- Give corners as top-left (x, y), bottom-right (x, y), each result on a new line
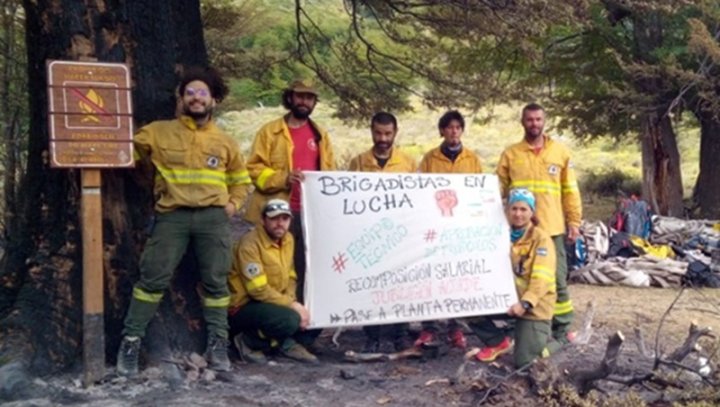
top-left (580, 169), bottom-right (643, 197)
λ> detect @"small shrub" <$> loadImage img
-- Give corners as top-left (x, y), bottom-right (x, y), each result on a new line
top-left (581, 169), bottom-right (642, 197)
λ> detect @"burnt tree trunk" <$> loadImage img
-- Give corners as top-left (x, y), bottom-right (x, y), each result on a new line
top-left (630, 10), bottom-right (684, 216)
top-left (0, 0), bottom-right (208, 399)
top-left (639, 110), bottom-right (684, 216)
top-left (693, 110), bottom-right (720, 219)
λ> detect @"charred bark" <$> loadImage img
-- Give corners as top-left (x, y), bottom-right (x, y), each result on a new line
top-left (693, 111), bottom-right (720, 219)
top-left (0, 0), bottom-right (209, 399)
top-left (639, 111), bottom-right (684, 216)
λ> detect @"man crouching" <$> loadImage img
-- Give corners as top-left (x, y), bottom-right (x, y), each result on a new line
top-left (227, 199), bottom-right (319, 364)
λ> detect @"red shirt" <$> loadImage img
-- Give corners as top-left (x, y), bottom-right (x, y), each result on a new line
top-left (289, 122), bottom-right (319, 211)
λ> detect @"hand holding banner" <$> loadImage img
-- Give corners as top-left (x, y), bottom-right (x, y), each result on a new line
top-left (301, 171), bottom-right (518, 328)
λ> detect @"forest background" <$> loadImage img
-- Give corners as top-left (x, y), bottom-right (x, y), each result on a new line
top-left (0, 0), bottom-right (719, 392)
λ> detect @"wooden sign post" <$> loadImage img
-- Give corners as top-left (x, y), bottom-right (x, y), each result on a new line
top-left (47, 61), bottom-right (134, 386)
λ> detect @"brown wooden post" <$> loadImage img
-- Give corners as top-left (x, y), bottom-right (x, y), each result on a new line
top-left (47, 60), bottom-right (133, 385)
top-left (81, 169), bottom-right (104, 385)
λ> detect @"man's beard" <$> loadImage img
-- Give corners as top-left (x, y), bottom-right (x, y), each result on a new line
top-left (183, 104), bottom-right (212, 120)
top-left (290, 104), bottom-right (313, 120)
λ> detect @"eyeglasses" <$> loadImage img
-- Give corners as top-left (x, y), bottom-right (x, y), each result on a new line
top-left (184, 87), bottom-right (210, 97)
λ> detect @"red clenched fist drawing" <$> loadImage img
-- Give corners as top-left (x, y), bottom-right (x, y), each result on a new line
top-left (435, 189), bottom-right (458, 217)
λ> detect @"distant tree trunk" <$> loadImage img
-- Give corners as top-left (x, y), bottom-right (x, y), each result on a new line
top-left (693, 111), bottom-right (720, 219)
top-left (629, 10), bottom-right (684, 216)
top-left (639, 110), bottom-right (684, 216)
top-left (0, 0), bottom-right (208, 399)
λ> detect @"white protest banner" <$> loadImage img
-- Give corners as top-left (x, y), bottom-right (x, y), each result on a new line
top-left (301, 171), bottom-right (518, 329)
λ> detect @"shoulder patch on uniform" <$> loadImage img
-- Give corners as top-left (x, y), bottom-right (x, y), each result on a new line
top-left (243, 262), bottom-right (261, 278)
top-left (536, 247), bottom-right (548, 257)
top-left (206, 155), bottom-right (220, 168)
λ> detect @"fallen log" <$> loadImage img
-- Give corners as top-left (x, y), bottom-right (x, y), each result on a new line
top-left (572, 331), bottom-right (625, 395)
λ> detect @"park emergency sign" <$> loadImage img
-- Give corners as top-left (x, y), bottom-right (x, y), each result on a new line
top-left (302, 171), bottom-right (518, 328)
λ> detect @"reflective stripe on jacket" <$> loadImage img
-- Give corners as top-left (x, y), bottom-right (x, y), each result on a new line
top-left (134, 116), bottom-right (251, 213)
top-left (496, 135), bottom-right (582, 236)
top-left (228, 227), bottom-right (297, 310)
top-left (513, 224), bottom-right (557, 321)
top-left (245, 116), bottom-right (336, 223)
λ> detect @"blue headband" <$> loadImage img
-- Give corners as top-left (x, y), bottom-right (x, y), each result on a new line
top-left (508, 188), bottom-right (535, 212)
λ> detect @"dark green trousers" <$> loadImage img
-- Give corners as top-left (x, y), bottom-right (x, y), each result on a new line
top-left (469, 316), bottom-right (559, 367)
top-left (123, 207), bottom-right (232, 339)
top-left (551, 234), bottom-right (574, 341)
top-left (228, 301), bottom-right (320, 351)
top-left (290, 211), bottom-right (306, 302)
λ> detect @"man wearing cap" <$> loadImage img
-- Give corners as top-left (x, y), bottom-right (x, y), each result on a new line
top-left (245, 80), bottom-right (336, 302)
top-left (116, 67), bottom-right (251, 376)
top-left (348, 111), bottom-right (416, 353)
top-left (228, 199), bottom-right (319, 364)
top-left (496, 103), bottom-right (582, 344)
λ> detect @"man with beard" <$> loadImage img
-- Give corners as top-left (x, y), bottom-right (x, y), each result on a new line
top-left (116, 67), bottom-right (251, 376)
top-left (415, 110), bottom-right (483, 350)
top-left (245, 80), bottom-right (336, 302)
top-left (496, 103), bottom-right (582, 345)
top-left (348, 112), bottom-right (416, 352)
top-left (228, 199), bottom-right (319, 364)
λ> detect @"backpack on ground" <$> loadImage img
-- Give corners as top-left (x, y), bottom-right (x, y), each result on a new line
top-left (609, 195), bottom-right (652, 238)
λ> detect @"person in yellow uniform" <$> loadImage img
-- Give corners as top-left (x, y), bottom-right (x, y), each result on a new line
top-left (228, 199), bottom-right (319, 364)
top-left (470, 188), bottom-right (560, 367)
top-left (418, 110), bottom-right (483, 174)
top-left (496, 103), bottom-right (582, 344)
top-left (415, 110), bottom-right (482, 349)
top-left (116, 67), bottom-right (251, 376)
top-left (348, 112), bottom-right (416, 353)
top-left (245, 80), bottom-right (336, 302)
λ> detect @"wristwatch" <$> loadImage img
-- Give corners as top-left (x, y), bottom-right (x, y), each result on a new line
top-left (521, 301), bottom-right (533, 311)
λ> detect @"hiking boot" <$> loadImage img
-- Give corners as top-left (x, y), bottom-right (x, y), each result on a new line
top-left (476, 337), bottom-right (513, 362)
top-left (413, 330), bottom-right (436, 347)
top-left (448, 328), bottom-right (467, 349)
top-left (206, 334), bottom-right (231, 371)
top-left (116, 336), bottom-right (141, 377)
top-left (282, 343), bottom-right (319, 364)
top-left (362, 337), bottom-right (380, 353)
top-left (233, 334), bottom-right (267, 364)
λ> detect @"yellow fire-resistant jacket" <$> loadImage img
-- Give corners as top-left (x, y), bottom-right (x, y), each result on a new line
top-left (228, 226), bottom-right (297, 311)
top-left (418, 145), bottom-right (483, 173)
top-left (512, 224), bottom-right (557, 321)
top-left (348, 148), bottom-right (417, 172)
top-left (496, 135), bottom-right (582, 236)
top-left (134, 116), bottom-right (251, 213)
top-left (245, 116), bottom-right (336, 224)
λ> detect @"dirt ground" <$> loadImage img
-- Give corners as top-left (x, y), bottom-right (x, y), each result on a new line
top-left (4, 284), bottom-right (719, 407)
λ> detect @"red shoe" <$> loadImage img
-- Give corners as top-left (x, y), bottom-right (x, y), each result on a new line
top-left (448, 328), bottom-right (467, 349)
top-left (476, 337), bottom-right (513, 362)
top-left (414, 330), bottom-right (435, 347)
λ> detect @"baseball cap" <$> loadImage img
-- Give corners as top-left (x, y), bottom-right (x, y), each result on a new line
top-left (262, 199), bottom-right (293, 218)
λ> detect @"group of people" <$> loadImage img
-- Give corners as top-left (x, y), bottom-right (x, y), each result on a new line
top-left (114, 66), bottom-right (582, 376)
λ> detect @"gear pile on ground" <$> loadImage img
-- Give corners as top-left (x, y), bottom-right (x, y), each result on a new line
top-left (570, 213), bottom-right (720, 288)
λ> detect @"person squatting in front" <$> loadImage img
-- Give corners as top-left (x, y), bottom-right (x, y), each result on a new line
top-left (116, 67), bottom-right (251, 376)
top-left (468, 188), bottom-right (563, 367)
top-left (227, 199), bottom-right (320, 364)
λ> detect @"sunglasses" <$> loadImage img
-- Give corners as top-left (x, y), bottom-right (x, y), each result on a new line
top-left (263, 202), bottom-right (290, 213)
top-left (184, 87), bottom-right (210, 97)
